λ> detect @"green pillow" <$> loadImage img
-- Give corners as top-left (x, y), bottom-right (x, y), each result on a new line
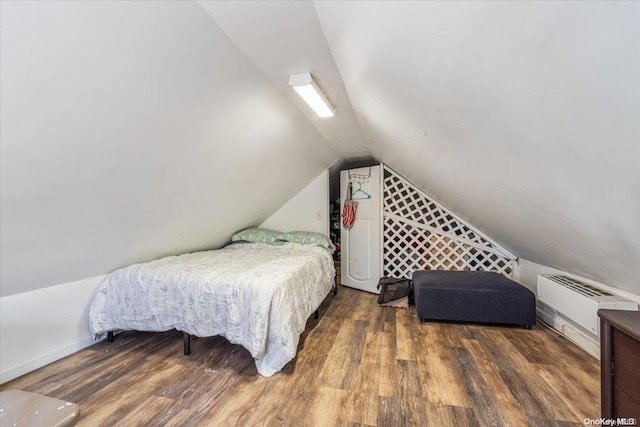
top-left (231, 227), bottom-right (282, 245)
top-left (277, 231), bottom-right (334, 250)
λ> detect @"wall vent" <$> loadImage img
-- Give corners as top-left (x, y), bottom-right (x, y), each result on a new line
top-left (544, 275), bottom-right (615, 298)
top-left (537, 274), bottom-right (638, 336)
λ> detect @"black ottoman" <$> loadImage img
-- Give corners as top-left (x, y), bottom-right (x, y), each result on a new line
top-left (412, 270), bottom-right (536, 329)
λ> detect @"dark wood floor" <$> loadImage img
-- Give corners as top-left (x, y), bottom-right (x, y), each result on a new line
top-left (1, 286), bottom-right (600, 426)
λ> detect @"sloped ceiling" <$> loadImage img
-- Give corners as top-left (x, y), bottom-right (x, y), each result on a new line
top-left (314, 1), bottom-right (640, 294)
top-left (198, 0), bottom-right (369, 159)
top-left (0, 1), bottom-right (339, 297)
top-left (204, 1), bottom-right (640, 294)
top-left (2, 1), bottom-right (638, 297)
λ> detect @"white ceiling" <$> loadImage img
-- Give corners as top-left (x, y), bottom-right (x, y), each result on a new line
top-left (1, 1), bottom-right (638, 297)
top-left (0, 1), bottom-right (339, 296)
top-left (199, 1), bottom-right (370, 159)
top-left (202, 1), bottom-right (640, 294)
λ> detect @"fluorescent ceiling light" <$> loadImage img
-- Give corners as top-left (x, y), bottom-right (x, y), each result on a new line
top-left (289, 73), bottom-right (335, 118)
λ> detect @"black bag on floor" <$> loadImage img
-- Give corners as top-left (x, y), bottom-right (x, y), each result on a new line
top-left (377, 277), bottom-right (413, 305)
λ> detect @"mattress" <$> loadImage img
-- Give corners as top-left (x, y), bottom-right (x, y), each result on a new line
top-left (89, 242), bottom-right (335, 376)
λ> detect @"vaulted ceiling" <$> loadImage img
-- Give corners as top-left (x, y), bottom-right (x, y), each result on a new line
top-left (201, 1), bottom-right (640, 294)
top-left (1, 1), bottom-right (638, 297)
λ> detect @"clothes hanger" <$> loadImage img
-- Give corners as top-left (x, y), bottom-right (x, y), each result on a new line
top-left (351, 181), bottom-right (371, 200)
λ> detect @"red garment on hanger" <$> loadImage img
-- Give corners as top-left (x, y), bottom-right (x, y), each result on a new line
top-left (342, 201), bottom-right (357, 229)
top-left (342, 181), bottom-right (358, 229)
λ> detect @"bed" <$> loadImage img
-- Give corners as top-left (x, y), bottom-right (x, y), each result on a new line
top-left (89, 241), bottom-right (336, 377)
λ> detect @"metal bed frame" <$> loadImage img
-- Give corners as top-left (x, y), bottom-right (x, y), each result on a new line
top-left (107, 274), bottom-right (339, 357)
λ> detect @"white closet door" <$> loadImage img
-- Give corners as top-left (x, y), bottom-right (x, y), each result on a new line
top-left (340, 165), bottom-right (381, 294)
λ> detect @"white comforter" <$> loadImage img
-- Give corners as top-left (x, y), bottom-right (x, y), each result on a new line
top-left (89, 242), bottom-right (335, 376)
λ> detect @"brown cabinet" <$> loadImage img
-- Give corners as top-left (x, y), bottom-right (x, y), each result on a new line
top-left (598, 309), bottom-right (640, 420)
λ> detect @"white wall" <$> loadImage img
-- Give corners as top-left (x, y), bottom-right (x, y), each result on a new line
top-left (0, 1), bottom-right (339, 298)
top-left (0, 276), bottom-right (104, 384)
top-left (260, 170), bottom-right (329, 236)
top-left (518, 259), bottom-right (565, 297)
top-left (316, 1), bottom-right (640, 296)
top-left (199, 1), bottom-right (369, 159)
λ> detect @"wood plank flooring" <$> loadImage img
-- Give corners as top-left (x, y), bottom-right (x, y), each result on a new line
top-left (1, 286), bottom-right (600, 426)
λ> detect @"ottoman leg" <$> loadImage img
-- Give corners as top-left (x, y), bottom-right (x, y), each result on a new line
top-left (524, 325), bottom-right (532, 330)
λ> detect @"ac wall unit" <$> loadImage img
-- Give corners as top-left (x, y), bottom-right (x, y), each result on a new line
top-left (537, 274), bottom-right (638, 336)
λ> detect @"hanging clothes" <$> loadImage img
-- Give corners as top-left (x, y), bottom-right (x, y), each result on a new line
top-left (342, 182), bottom-right (358, 229)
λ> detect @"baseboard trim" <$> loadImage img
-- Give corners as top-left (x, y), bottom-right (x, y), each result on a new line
top-left (536, 301), bottom-right (600, 359)
top-left (0, 335), bottom-right (104, 384)
top-left (0, 275), bottom-right (106, 385)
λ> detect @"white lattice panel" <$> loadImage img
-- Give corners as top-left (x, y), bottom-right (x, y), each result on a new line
top-left (382, 165), bottom-right (516, 279)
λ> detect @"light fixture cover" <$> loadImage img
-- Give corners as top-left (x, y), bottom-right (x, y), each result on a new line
top-left (289, 73), bottom-right (334, 118)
